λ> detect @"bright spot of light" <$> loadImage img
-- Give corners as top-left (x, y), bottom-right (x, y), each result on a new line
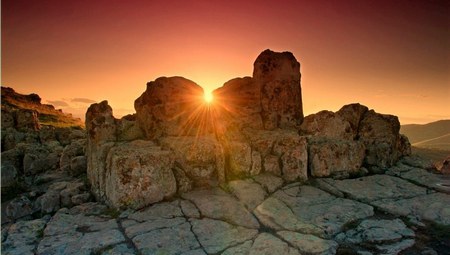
top-left (204, 91), bottom-right (213, 104)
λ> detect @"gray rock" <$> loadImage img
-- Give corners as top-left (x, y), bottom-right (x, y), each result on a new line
top-left (69, 155), bottom-right (87, 176)
top-left (127, 200), bottom-right (183, 222)
top-left (71, 193), bottom-right (91, 205)
top-left (180, 200), bottom-right (200, 218)
top-left (1, 163), bottom-right (18, 189)
top-left (5, 196), bottom-right (35, 220)
top-left (269, 186), bottom-right (374, 237)
top-left (273, 133), bottom-right (308, 182)
top-left (37, 208), bottom-right (123, 255)
top-left (160, 136), bottom-right (223, 186)
top-left (372, 193), bottom-right (450, 225)
top-left (60, 182), bottom-right (85, 208)
top-left (182, 189), bottom-right (259, 229)
top-left (36, 191), bottom-right (61, 214)
top-left (376, 239), bottom-right (415, 255)
top-left (103, 140), bottom-right (177, 209)
top-left (100, 243), bottom-right (136, 255)
top-left (249, 233), bottom-right (300, 255)
top-left (228, 179), bottom-right (267, 210)
top-left (221, 240), bottom-right (253, 255)
top-left (278, 230), bottom-right (338, 255)
top-left (323, 175), bottom-right (428, 203)
top-left (1, 219), bottom-right (47, 255)
top-left (308, 139), bottom-right (365, 178)
top-left (191, 218), bottom-right (258, 254)
top-left (300, 110), bottom-right (353, 140)
top-left (60, 140), bottom-right (85, 172)
top-left (132, 222), bottom-right (200, 255)
top-left (254, 197), bottom-right (322, 235)
top-left (338, 219), bottom-right (414, 245)
top-left (125, 217), bottom-right (186, 238)
top-left (252, 173), bottom-right (284, 193)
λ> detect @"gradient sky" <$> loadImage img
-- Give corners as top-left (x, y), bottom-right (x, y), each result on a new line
top-left (2, 0), bottom-right (449, 124)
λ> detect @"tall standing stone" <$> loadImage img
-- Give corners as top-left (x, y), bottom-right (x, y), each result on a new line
top-left (253, 49), bottom-right (303, 130)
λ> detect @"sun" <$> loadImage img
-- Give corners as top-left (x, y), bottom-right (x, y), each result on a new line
top-left (204, 91), bottom-right (214, 104)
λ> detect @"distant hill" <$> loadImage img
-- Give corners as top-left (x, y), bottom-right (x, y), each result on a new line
top-left (401, 120), bottom-right (450, 150)
top-left (1, 86), bottom-right (84, 128)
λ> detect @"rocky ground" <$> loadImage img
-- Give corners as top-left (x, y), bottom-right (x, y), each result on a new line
top-left (2, 157), bottom-right (449, 255)
top-left (2, 51), bottom-right (449, 255)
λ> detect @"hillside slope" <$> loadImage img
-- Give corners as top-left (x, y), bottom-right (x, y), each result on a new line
top-left (401, 120), bottom-right (450, 150)
top-left (1, 87), bottom-right (83, 128)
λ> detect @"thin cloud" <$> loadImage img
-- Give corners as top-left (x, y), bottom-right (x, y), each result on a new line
top-left (46, 100), bottom-right (69, 107)
top-left (71, 98), bottom-right (96, 104)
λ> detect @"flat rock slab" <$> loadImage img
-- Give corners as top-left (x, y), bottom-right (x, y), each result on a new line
top-left (2, 219), bottom-right (47, 255)
top-left (228, 179), bottom-right (267, 210)
top-left (256, 185), bottom-right (374, 237)
top-left (182, 188), bottom-right (259, 229)
top-left (132, 222), bottom-right (201, 255)
top-left (321, 174), bottom-right (450, 225)
top-left (336, 219), bottom-right (415, 254)
top-left (321, 175), bottom-right (428, 203)
top-left (191, 218), bottom-right (258, 254)
top-left (278, 230), bottom-right (338, 255)
top-left (387, 167), bottom-right (450, 194)
top-left (372, 193), bottom-right (450, 225)
top-left (36, 205), bottom-right (126, 255)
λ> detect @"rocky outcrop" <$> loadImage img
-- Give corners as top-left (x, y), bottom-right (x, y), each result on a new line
top-left (254, 50), bottom-right (303, 130)
top-left (301, 103), bottom-right (411, 174)
top-left (134, 77), bottom-right (206, 138)
top-left (85, 49), bottom-right (411, 210)
top-left (1, 87), bottom-right (90, 225)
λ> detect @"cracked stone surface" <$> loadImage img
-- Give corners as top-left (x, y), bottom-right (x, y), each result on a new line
top-left (2, 169), bottom-right (449, 254)
top-left (182, 188), bottom-right (260, 229)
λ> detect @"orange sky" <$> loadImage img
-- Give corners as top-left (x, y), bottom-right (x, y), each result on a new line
top-left (2, 0), bottom-right (449, 124)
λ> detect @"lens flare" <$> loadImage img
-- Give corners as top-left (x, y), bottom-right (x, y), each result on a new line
top-left (204, 91), bottom-right (213, 103)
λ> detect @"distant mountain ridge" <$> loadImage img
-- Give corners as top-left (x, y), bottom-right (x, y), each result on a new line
top-left (401, 120), bottom-right (450, 150)
top-left (1, 86), bottom-right (83, 128)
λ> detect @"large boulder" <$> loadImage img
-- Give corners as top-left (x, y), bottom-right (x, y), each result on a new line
top-left (254, 49), bottom-right (303, 130)
top-left (359, 110), bottom-right (409, 169)
top-left (160, 136), bottom-right (225, 186)
top-left (308, 138), bottom-right (365, 178)
top-left (300, 110), bottom-right (352, 140)
top-left (213, 77), bottom-right (263, 131)
top-left (105, 140), bottom-right (177, 209)
top-left (134, 77), bottom-right (206, 139)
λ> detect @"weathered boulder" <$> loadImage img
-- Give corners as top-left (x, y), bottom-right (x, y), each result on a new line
top-left (69, 155), bottom-right (87, 176)
top-left (273, 132), bottom-right (308, 182)
top-left (60, 139), bottom-right (86, 173)
top-left (300, 110), bottom-right (353, 140)
top-left (308, 138), bottom-right (365, 178)
top-left (134, 77), bottom-right (206, 138)
top-left (85, 100), bottom-right (117, 144)
top-left (213, 77), bottom-right (263, 130)
top-left (254, 49), bottom-right (303, 130)
top-left (359, 110), bottom-right (409, 169)
top-left (160, 135), bottom-right (225, 186)
top-left (105, 140), bottom-right (177, 209)
top-left (336, 103), bottom-right (369, 138)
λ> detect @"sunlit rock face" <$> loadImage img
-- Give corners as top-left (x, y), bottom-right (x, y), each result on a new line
top-left (85, 49), bottom-right (411, 209)
top-left (135, 77), bottom-right (207, 139)
top-left (300, 103), bottom-right (411, 175)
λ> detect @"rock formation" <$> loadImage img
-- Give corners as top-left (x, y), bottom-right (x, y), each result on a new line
top-left (1, 87), bottom-right (90, 222)
top-left (5, 51), bottom-right (450, 255)
top-left (85, 49), bottom-right (411, 210)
